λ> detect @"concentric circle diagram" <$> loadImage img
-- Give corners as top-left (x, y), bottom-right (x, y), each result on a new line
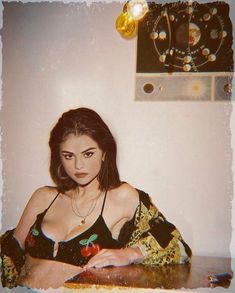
top-left (150, 2), bottom-right (229, 72)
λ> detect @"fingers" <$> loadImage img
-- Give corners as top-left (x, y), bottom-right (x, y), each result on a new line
top-left (84, 249), bottom-right (112, 268)
top-left (84, 249), bottom-right (130, 269)
top-left (93, 248), bottom-right (109, 257)
top-left (86, 257), bottom-right (113, 269)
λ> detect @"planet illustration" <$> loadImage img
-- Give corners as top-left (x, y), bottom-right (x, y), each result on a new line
top-left (188, 23), bottom-right (201, 46)
top-left (175, 22), bottom-right (201, 47)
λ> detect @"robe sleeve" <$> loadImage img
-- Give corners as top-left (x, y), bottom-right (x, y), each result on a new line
top-left (118, 190), bottom-right (192, 265)
top-left (0, 229), bottom-right (25, 288)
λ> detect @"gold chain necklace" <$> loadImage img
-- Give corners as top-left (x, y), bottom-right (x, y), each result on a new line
top-left (71, 190), bottom-right (102, 226)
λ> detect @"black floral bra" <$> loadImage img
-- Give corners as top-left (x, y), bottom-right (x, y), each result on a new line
top-left (25, 191), bottom-right (120, 267)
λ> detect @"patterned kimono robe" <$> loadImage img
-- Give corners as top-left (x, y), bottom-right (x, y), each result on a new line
top-left (1, 189), bottom-right (191, 288)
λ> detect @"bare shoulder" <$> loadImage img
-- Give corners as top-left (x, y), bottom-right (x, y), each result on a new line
top-left (109, 183), bottom-right (139, 215)
top-left (116, 182), bottom-right (139, 200)
top-left (28, 186), bottom-right (59, 212)
top-left (14, 186), bottom-right (58, 247)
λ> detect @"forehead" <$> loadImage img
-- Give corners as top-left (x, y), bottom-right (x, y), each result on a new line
top-left (60, 134), bottom-right (99, 150)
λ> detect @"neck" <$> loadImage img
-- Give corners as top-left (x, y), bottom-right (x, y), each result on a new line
top-left (75, 178), bottom-right (101, 200)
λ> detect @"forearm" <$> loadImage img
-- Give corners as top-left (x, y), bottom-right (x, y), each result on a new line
top-left (124, 247), bottom-right (144, 264)
top-left (19, 256), bottom-right (83, 289)
top-left (127, 233), bottom-right (191, 265)
top-left (1, 229), bottom-right (25, 288)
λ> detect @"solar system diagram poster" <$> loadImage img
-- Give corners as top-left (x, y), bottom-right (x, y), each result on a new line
top-left (136, 1), bottom-right (234, 101)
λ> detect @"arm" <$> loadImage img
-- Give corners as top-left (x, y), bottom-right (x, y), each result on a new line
top-left (0, 229), bottom-right (25, 288)
top-left (1, 187), bottom-right (55, 288)
top-left (19, 255), bottom-right (84, 289)
top-left (120, 190), bottom-right (192, 265)
top-left (84, 185), bottom-right (144, 268)
top-left (85, 188), bottom-right (191, 269)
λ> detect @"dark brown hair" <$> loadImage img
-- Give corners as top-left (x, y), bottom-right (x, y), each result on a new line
top-left (49, 107), bottom-right (121, 192)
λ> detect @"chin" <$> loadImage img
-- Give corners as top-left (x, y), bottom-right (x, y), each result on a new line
top-left (77, 175), bottom-right (99, 187)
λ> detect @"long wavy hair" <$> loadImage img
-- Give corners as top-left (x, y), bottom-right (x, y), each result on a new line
top-left (49, 108), bottom-right (121, 192)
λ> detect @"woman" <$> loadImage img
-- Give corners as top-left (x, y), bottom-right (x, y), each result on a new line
top-left (1, 108), bottom-right (191, 289)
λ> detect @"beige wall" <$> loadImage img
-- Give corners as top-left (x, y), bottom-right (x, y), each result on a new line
top-left (0, 0), bottom-right (234, 259)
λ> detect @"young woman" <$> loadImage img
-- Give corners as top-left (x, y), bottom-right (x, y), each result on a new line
top-left (1, 108), bottom-right (191, 289)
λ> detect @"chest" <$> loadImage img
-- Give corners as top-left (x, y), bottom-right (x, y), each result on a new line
top-left (40, 196), bottom-right (127, 243)
top-left (26, 214), bottom-right (120, 267)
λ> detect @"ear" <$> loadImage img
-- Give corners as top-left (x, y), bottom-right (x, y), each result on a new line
top-left (102, 153), bottom-right (106, 162)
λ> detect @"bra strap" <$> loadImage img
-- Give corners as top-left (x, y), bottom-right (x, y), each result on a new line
top-left (100, 190), bottom-right (108, 215)
top-left (45, 192), bottom-right (60, 212)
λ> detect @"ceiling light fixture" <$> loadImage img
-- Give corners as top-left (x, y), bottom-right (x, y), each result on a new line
top-left (115, 12), bottom-right (137, 39)
top-left (115, 0), bottom-right (149, 39)
top-left (127, 0), bottom-right (149, 21)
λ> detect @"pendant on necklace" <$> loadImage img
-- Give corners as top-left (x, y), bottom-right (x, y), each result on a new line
top-left (80, 219), bottom-right (86, 226)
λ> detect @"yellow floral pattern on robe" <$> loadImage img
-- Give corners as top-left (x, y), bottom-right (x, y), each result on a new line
top-left (125, 192), bottom-right (191, 265)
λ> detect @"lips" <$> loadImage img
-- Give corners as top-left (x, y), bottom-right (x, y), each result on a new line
top-left (75, 173), bottom-right (88, 178)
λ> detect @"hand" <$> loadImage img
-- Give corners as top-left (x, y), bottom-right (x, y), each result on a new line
top-left (84, 247), bottom-right (143, 269)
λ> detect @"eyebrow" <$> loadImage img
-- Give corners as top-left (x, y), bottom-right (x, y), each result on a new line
top-left (81, 147), bottom-right (97, 154)
top-left (60, 147), bottom-right (97, 154)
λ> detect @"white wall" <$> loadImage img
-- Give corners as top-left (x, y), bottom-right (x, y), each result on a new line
top-left (0, 0), bottom-right (234, 259)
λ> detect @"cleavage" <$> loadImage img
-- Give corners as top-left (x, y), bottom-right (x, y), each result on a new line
top-left (40, 214), bottom-right (102, 243)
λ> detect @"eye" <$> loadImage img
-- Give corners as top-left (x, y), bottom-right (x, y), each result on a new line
top-left (83, 151), bottom-right (94, 158)
top-left (63, 154), bottom-right (73, 160)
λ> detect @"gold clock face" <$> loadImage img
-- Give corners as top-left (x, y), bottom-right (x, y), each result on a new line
top-left (137, 1), bottom-right (233, 73)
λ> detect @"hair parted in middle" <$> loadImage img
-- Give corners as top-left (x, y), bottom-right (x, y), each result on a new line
top-left (49, 107), bottom-right (121, 192)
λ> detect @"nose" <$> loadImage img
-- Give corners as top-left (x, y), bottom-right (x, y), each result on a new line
top-left (75, 156), bottom-right (84, 170)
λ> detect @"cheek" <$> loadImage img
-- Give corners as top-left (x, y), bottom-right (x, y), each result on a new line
top-left (91, 158), bottom-right (103, 173)
top-left (61, 159), bottom-right (72, 173)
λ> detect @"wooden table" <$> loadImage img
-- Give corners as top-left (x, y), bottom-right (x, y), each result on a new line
top-left (64, 256), bottom-right (233, 290)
